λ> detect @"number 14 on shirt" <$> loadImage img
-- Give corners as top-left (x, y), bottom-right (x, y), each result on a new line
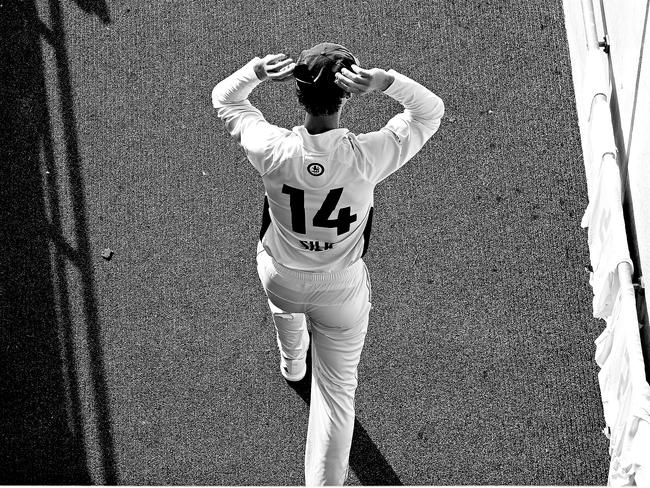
top-left (282, 184), bottom-right (357, 236)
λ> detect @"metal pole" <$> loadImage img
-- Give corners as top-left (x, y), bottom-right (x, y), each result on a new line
top-left (581, 0), bottom-right (609, 52)
top-left (581, 0), bottom-right (600, 49)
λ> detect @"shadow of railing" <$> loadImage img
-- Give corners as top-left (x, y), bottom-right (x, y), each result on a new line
top-left (287, 338), bottom-right (403, 485)
top-left (0, 0), bottom-right (115, 483)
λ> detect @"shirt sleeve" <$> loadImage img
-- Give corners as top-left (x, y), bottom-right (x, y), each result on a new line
top-left (352, 70), bottom-right (445, 184)
top-left (211, 58), bottom-right (296, 175)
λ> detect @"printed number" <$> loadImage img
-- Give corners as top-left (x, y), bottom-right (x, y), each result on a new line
top-left (313, 188), bottom-right (357, 234)
top-left (281, 184), bottom-right (306, 234)
top-left (282, 185), bottom-right (357, 236)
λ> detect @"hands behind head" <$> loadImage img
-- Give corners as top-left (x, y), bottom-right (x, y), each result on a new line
top-left (334, 65), bottom-right (395, 94)
top-left (254, 54), bottom-right (296, 82)
top-left (253, 53), bottom-right (395, 93)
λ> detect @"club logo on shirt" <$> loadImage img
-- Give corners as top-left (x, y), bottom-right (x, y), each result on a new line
top-left (307, 163), bottom-right (325, 176)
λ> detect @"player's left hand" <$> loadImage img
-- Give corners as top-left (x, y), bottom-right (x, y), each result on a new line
top-left (254, 54), bottom-right (295, 82)
top-left (335, 65), bottom-right (394, 94)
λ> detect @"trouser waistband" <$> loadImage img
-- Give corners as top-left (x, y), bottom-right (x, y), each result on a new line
top-left (271, 257), bottom-right (364, 283)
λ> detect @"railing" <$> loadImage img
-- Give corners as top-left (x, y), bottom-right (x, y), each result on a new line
top-left (578, 1), bottom-right (650, 485)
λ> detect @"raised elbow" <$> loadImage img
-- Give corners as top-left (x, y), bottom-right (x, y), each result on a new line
top-left (433, 95), bottom-right (445, 120)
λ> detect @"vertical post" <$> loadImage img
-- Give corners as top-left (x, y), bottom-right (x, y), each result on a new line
top-left (581, 0), bottom-right (600, 49)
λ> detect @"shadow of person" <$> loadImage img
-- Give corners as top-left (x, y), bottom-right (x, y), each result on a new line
top-left (286, 335), bottom-right (404, 485)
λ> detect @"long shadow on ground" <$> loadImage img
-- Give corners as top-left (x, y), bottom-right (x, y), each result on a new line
top-left (0, 1), bottom-right (114, 483)
top-left (287, 337), bottom-right (403, 485)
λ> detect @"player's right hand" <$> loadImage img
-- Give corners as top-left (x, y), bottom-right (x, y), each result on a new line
top-left (334, 65), bottom-right (395, 94)
top-left (254, 54), bottom-right (296, 82)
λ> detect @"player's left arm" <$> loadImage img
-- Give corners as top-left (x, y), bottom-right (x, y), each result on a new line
top-left (211, 55), bottom-right (296, 173)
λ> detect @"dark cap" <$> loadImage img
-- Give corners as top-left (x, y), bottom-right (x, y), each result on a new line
top-left (294, 42), bottom-right (359, 86)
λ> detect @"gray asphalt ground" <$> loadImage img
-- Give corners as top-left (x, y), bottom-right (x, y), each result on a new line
top-left (1, 0), bottom-right (610, 485)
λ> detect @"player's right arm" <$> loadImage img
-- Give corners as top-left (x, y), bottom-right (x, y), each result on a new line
top-left (336, 65), bottom-right (445, 183)
top-left (211, 55), bottom-right (296, 174)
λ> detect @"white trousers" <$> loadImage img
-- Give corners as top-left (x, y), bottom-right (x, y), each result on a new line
top-left (256, 244), bottom-right (371, 486)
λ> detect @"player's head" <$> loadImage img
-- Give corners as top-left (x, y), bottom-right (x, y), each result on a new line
top-left (293, 42), bottom-right (359, 116)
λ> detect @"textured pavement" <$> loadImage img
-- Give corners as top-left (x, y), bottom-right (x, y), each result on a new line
top-left (1, 0), bottom-right (609, 484)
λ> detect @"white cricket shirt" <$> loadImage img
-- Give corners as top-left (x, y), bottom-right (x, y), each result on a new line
top-left (212, 57), bottom-right (444, 272)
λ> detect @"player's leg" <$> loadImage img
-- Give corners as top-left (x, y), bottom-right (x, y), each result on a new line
top-left (256, 242), bottom-right (310, 381)
top-left (267, 299), bottom-right (310, 381)
top-left (304, 262), bottom-right (372, 486)
top-left (305, 321), bottom-right (367, 485)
